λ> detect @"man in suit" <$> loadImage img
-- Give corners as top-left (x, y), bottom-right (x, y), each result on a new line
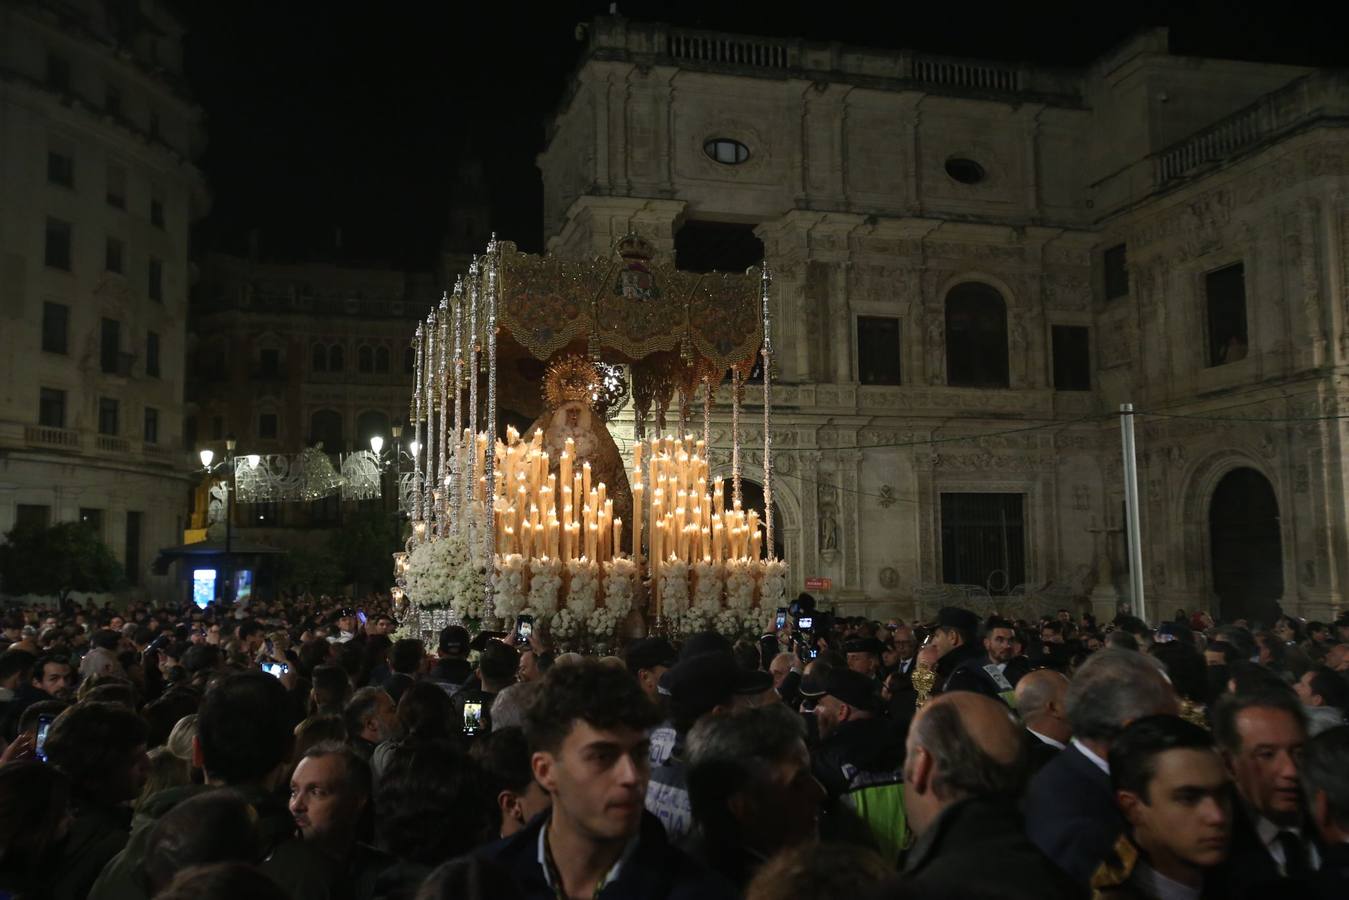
top-left (1023, 649), bottom-right (1179, 884)
top-left (1210, 688), bottom-right (1320, 898)
top-left (1016, 669), bottom-right (1071, 775)
top-left (1302, 725), bottom-right (1349, 898)
top-left (874, 691), bottom-right (1080, 899)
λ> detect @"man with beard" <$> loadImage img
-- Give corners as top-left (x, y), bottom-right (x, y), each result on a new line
top-left (930, 607), bottom-right (1006, 701)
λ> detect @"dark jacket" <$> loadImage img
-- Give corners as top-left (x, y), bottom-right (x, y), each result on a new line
top-left (473, 809), bottom-right (735, 900)
top-left (51, 803), bottom-right (131, 900)
top-left (1024, 742), bottom-right (1124, 885)
top-left (811, 715), bottom-right (905, 798)
top-left (896, 796), bottom-right (1084, 899)
top-left (88, 783), bottom-right (333, 900)
top-left (1208, 802), bottom-right (1322, 900)
top-left (934, 643), bottom-right (1004, 700)
top-left (1026, 730), bottom-right (1063, 776)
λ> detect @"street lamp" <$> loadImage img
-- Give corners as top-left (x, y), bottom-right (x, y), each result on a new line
top-left (369, 435), bottom-right (384, 455)
top-left (198, 435), bottom-right (241, 606)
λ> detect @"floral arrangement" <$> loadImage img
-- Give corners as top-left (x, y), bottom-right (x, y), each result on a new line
top-left (550, 608), bottom-right (579, 642)
top-left (403, 533), bottom-right (481, 616)
top-left (723, 559), bottom-right (756, 611)
top-left (678, 608), bottom-right (709, 635)
top-left (692, 561), bottom-right (724, 613)
top-left (659, 559), bottom-right (690, 616)
top-left (528, 557), bottom-right (563, 614)
top-left (586, 606), bottom-right (620, 643)
top-left (759, 559), bottom-right (788, 610)
top-left (713, 608), bottom-right (744, 639)
top-left (602, 558), bottom-right (637, 620)
top-left (565, 559), bottom-right (600, 617)
top-left (492, 554), bottom-right (529, 621)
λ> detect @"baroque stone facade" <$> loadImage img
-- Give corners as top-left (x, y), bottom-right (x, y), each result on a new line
top-left (0, 0), bottom-right (208, 596)
top-left (538, 18), bottom-right (1349, 623)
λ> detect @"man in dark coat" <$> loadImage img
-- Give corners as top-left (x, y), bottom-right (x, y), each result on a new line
top-left (802, 666), bottom-right (904, 798)
top-left (874, 691), bottom-right (1082, 899)
top-left (1023, 649), bottom-right (1179, 885)
top-left (475, 660), bottom-right (733, 899)
top-left (1302, 725), bottom-right (1349, 899)
top-left (930, 606), bottom-right (1005, 700)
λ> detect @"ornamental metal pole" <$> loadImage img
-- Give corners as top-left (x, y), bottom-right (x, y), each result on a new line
top-left (1120, 403), bottom-right (1147, 624)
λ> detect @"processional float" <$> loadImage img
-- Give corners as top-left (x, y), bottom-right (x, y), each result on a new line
top-left (392, 235), bottom-right (784, 651)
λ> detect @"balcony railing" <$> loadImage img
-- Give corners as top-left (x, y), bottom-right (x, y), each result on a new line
top-left (95, 435), bottom-right (131, 454)
top-left (913, 57), bottom-right (1020, 93)
top-left (669, 31), bottom-right (793, 69)
top-left (1154, 72), bottom-right (1349, 186)
top-left (24, 425), bottom-right (81, 449)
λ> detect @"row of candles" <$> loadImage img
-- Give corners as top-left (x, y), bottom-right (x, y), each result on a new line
top-left (455, 428), bottom-right (767, 570)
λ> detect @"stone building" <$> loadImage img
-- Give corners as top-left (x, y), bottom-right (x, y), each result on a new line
top-left (0, 0), bottom-right (207, 596)
top-left (538, 18), bottom-right (1349, 623)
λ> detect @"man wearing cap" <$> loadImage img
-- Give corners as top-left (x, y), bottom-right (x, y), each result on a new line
top-left (845, 637), bottom-right (885, 682)
top-left (645, 651), bottom-right (774, 841)
top-left (327, 609), bottom-right (359, 645)
top-left (931, 606), bottom-right (1008, 702)
top-left (428, 625), bottom-right (473, 692)
top-left (625, 637), bottom-right (678, 705)
top-left (804, 665), bottom-right (904, 797)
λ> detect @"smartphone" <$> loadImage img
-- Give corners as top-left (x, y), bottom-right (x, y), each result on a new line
top-left (260, 661), bottom-right (289, 678)
top-left (463, 700), bottom-right (483, 737)
top-left (809, 648), bottom-right (819, 659)
top-left (775, 608), bottom-right (787, 630)
top-left (798, 615), bottom-right (814, 632)
top-left (356, 610), bottom-right (368, 626)
top-left (515, 614), bottom-right (534, 643)
top-left (35, 713), bottom-right (55, 762)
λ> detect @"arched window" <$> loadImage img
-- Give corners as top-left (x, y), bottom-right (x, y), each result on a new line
top-left (310, 409), bottom-right (343, 452)
top-left (403, 346), bottom-right (415, 374)
top-left (356, 410), bottom-right (390, 449)
top-left (375, 346), bottom-right (390, 373)
top-left (328, 345), bottom-right (344, 372)
top-left (311, 343), bottom-right (327, 372)
top-left (358, 345), bottom-right (374, 373)
top-left (945, 282), bottom-right (1009, 388)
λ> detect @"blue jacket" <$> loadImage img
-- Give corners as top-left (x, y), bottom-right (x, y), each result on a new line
top-left (1023, 742), bottom-right (1124, 884)
top-left (474, 810), bottom-right (735, 900)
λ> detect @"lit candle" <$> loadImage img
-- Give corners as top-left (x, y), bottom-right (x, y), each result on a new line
top-left (613, 517), bottom-right (622, 559)
top-left (582, 462), bottom-right (591, 505)
top-left (632, 476), bottom-right (644, 561)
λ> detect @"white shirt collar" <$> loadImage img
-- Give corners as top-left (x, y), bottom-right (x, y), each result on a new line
top-left (1253, 815), bottom-right (1321, 874)
top-left (538, 818), bottom-right (638, 893)
top-left (1131, 860), bottom-right (1201, 900)
top-left (1071, 737), bottom-right (1110, 774)
top-left (1029, 728), bottom-right (1066, 750)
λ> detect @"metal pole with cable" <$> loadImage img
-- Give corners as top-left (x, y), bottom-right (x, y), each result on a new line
top-left (1120, 403), bottom-right (1147, 623)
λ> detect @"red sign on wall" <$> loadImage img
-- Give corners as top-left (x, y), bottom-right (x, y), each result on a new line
top-left (804, 577), bottom-right (832, 592)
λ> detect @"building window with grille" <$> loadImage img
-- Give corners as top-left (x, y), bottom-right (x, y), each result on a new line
top-left (98, 397), bottom-right (119, 435)
top-left (16, 504), bottom-right (52, 531)
top-left (375, 346), bottom-right (390, 373)
top-left (39, 387), bottom-right (66, 428)
top-left (148, 258), bottom-right (163, 302)
top-left (945, 283), bottom-right (1009, 388)
top-left (45, 218), bottom-right (72, 271)
top-left (857, 316), bottom-right (902, 385)
top-left (1206, 263), bottom-right (1248, 367)
top-left (259, 413), bottom-right (278, 440)
top-left (47, 150), bottom-right (74, 187)
top-left (1052, 325), bottom-right (1091, 391)
top-left (42, 302), bottom-right (69, 354)
top-left (105, 237), bottom-right (124, 274)
top-left (146, 331), bottom-right (160, 377)
top-left (143, 407), bottom-right (159, 444)
top-left (106, 164), bottom-right (126, 208)
top-left (1104, 243), bottom-right (1129, 300)
top-left (940, 492), bottom-right (1026, 594)
top-left (100, 319), bottom-right (120, 373)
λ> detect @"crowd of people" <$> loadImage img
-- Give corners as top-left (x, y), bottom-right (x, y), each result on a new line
top-left (0, 591), bottom-right (1347, 900)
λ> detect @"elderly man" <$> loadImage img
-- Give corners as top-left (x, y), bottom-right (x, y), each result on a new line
top-left (1015, 669), bottom-right (1071, 774)
top-left (683, 703), bottom-right (826, 891)
top-left (1023, 648), bottom-right (1180, 884)
top-left (874, 692), bottom-right (1078, 899)
top-left (1301, 725), bottom-right (1349, 897)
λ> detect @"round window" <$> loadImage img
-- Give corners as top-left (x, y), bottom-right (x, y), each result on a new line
top-left (703, 138), bottom-right (750, 165)
top-left (944, 157), bottom-right (986, 185)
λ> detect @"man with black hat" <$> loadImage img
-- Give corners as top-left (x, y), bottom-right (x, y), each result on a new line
top-left (327, 608), bottom-right (359, 645)
top-left (803, 664), bottom-right (905, 797)
top-left (645, 651), bottom-right (774, 841)
top-left (845, 637), bottom-right (885, 682)
top-left (428, 624), bottom-right (473, 692)
top-left (931, 606), bottom-right (1008, 702)
top-left (625, 636), bottom-right (678, 705)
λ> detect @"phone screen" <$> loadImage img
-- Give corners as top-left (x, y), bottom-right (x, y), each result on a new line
top-left (261, 661), bottom-right (288, 679)
top-left (356, 611), bottom-right (368, 626)
top-left (463, 701), bottom-right (483, 736)
top-left (775, 608), bottom-right (787, 629)
top-left (515, 615), bottom-right (534, 643)
top-left (35, 714), bottom-right (54, 762)
top-left (798, 616), bottom-right (814, 631)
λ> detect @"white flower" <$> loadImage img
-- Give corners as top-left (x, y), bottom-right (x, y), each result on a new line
top-left (550, 608), bottom-right (579, 641)
top-left (602, 558), bottom-right (636, 619)
top-left (586, 606), bottom-right (619, 641)
top-left (678, 608), bottom-right (709, 635)
top-left (713, 608), bottom-right (743, 639)
top-left (566, 559), bottom-right (600, 617)
top-left (759, 559), bottom-right (788, 610)
top-left (492, 554), bottom-right (529, 620)
top-left (659, 560), bottom-right (690, 616)
top-left (404, 532), bottom-right (483, 618)
top-left (724, 559), bottom-right (755, 611)
top-left (529, 557), bottom-right (563, 614)
top-left (692, 561), bottom-right (724, 613)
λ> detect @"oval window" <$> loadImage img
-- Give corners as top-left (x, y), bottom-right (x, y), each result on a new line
top-left (945, 157), bottom-right (986, 184)
top-left (704, 138), bottom-right (750, 165)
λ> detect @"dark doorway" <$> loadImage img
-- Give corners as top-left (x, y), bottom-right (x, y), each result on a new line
top-left (720, 478), bottom-right (785, 561)
top-left (1209, 468), bottom-right (1283, 625)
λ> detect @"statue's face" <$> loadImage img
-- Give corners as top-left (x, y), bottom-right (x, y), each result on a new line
top-left (566, 407), bottom-right (580, 428)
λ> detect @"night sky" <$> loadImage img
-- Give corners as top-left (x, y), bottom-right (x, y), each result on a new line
top-left (177, 1), bottom-right (1347, 270)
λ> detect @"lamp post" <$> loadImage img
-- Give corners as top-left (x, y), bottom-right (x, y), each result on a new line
top-left (390, 422), bottom-right (403, 519)
top-left (199, 435), bottom-right (239, 605)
